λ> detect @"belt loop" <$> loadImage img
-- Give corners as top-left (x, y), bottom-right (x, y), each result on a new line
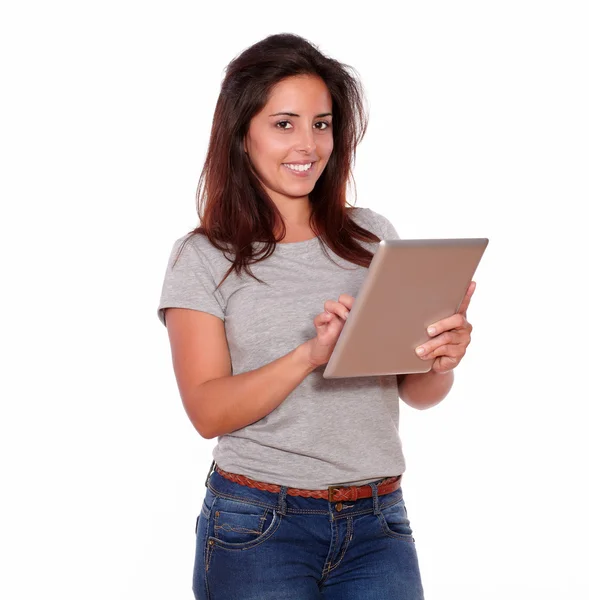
top-left (204, 460), bottom-right (216, 488)
top-left (370, 481), bottom-right (381, 515)
top-left (327, 486), bottom-right (338, 503)
top-left (276, 485), bottom-right (288, 516)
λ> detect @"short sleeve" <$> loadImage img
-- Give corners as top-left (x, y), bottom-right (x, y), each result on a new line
top-left (365, 208), bottom-right (401, 241)
top-left (380, 214), bottom-right (400, 240)
top-left (157, 235), bottom-right (226, 327)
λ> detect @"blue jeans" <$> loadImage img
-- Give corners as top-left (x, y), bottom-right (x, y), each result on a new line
top-left (192, 467), bottom-right (425, 599)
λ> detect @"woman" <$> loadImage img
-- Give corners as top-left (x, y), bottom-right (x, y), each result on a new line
top-left (157, 33), bottom-right (475, 600)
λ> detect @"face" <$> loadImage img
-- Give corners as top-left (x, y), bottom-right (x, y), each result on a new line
top-left (244, 74), bottom-right (334, 212)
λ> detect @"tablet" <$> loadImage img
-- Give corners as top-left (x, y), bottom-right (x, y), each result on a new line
top-left (322, 238), bottom-right (489, 379)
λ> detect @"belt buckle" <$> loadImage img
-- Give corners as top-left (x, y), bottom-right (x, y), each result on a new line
top-left (327, 485), bottom-right (340, 502)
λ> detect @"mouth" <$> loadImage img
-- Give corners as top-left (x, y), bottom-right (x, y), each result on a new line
top-left (281, 161), bottom-right (316, 177)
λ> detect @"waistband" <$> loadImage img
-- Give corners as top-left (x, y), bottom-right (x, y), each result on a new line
top-left (205, 461), bottom-right (402, 503)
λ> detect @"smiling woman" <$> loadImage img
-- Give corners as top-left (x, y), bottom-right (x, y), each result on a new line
top-left (157, 32), bottom-right (426, 600)
top-left (243, 73), bottom-right (335, 239)
top-left (170, 32), bottom-right (381, 288)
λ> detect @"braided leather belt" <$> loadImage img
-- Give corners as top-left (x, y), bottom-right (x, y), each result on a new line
top-left (214, 465), bottom-right (402, 502)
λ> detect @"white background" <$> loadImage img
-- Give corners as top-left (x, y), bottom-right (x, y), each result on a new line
top-left (1, 1), bottom-right (588, 598)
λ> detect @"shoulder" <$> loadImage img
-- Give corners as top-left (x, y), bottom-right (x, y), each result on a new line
top-left (165, 232), bottom-right (203, 266)
top-left (347, 206), bottom-right (400, 240)
top-left (347, 206), bottom-right (380, 234)
top-left (168, 230), bottom-right (232, 269)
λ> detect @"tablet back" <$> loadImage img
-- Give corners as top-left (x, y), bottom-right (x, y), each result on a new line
top-left (323, 238), bottom-right (488, 378)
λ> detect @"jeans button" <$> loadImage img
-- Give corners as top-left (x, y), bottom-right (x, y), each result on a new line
top-left (335, 502), bottom-right (343, 512)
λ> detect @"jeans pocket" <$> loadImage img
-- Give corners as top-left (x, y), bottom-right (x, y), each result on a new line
top-left (209, 496), bottom-right (282, 550)
top-left (378, 495), bottom-right (415, 542)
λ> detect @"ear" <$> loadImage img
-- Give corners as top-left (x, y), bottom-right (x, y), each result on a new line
top-left (243, 136), bottom-right (248, 154)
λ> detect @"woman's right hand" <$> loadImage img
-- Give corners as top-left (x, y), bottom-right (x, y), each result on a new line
top-left (302, 294), bottom-right (355, 369)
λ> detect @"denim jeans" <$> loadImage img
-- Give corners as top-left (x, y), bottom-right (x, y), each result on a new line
top-left (192, 467), bottom-right (425, 599)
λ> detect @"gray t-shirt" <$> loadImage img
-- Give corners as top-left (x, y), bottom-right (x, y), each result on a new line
top-left (157, 207), bottom-right (406, 489)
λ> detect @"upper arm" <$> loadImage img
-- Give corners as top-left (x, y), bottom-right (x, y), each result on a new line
top-left (156, 234), bottom-right (231, 435)
top-left (164, 307), bottom-right (232, 430)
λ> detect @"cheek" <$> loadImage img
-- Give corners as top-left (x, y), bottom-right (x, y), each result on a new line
top-left (319, 136), bottom-right (334, 159)
top-left (250, 135), bottom-right (289, 170)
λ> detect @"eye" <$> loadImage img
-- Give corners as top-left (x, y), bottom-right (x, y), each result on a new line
top-left (315, 121), bottom-right (331, 130)
top-left (276, 120), bottom-right (293, 129)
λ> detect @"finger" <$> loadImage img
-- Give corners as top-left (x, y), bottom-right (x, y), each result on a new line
top-left (338, 294), bottom-right (355, 309)
top-left (415, 331), bottom-right (460, 357)
top-left (433, 355), bottom-right (459, 373)
top-left (324, 299), bottom-right (350, 321)
top-left (426, 313), bottom-right (468, 337)
top-left (420, 342), bottom-right (463, 361)
top-left (457, 281), bottom-right (476, 315)
top-left (314, 311), bottom-right (334, 328)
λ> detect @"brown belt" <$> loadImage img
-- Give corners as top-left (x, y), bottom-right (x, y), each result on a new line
top-left (214, 465), bottom-right (402, 503)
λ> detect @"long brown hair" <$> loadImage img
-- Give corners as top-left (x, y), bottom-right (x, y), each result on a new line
top-left (174, 33), bottom-right (382, 291)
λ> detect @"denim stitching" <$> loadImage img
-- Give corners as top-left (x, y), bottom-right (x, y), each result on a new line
top-left (213, 506), bottom-right (269, 536)
top-left (332, 508), bottom-right (378, 520)
top-left (321, 514), bottom-right (338, 579)
top-left (380, 497), bottom-right (404, 512)
top-left (214, 523), bottom-right (265, 535)
top-left (209, 512), bottom-right (283, 551)
top-left (377, 500), bottom-right (414, 542)
top-left (203, 512), bottom-right (211, 600)
top-left (208, 484), bottom-right (279, 510)
top-left (378, 519), bottom-right (415, 542)
top-left (208, 483), bottom-right (329, 514)
top-left (260, 508), bottom-right (269, 532)
top-left (205, 495), bottom-right (218, 573)
top-left (328, 517), bottom-right (353, 572)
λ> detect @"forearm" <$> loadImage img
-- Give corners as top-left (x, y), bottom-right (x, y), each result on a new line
top-left (398, 369), bottom-right (454, 410)
top-left (190, 344), bottom-right (316, 439)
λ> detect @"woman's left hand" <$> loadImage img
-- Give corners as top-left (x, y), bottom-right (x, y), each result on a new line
top-left (415, 281), bottom-right (476, 374)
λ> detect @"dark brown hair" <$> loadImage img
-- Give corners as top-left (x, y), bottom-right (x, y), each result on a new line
top-left (174, 33), bottom-right (382, 290)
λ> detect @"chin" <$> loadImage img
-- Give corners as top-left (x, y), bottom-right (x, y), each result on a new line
top-left (286, 185), bottom-right (315, 196)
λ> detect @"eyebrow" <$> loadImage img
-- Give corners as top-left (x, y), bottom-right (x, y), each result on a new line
top-left (268, 112), bottom-right (333, 118)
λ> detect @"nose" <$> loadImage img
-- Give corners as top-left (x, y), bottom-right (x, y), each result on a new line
top-left (296, 125), bottom-right (317, 153)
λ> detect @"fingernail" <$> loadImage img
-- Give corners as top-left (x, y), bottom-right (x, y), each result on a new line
top-left (416, 347), bottom-right (425, 355)
top-left (427, 327), bottom-right (436, 335)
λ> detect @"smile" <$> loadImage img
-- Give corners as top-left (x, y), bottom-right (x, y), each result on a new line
top-left (282, 162), bottom-right (315, 176)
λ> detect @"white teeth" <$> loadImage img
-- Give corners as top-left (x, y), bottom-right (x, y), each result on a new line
top-left (284, 162), bottom-right (312, 172)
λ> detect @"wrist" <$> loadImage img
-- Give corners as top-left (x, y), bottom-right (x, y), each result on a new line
top-left (293, 342), bottom-right (320, 374)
